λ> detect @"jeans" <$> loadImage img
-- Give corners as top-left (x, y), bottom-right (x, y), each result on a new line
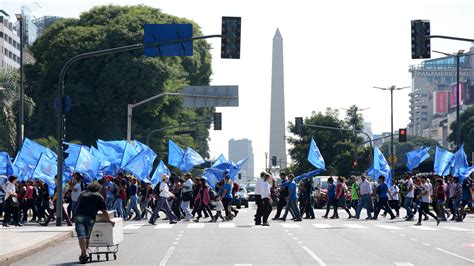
top-left (282, 199), bottom-right (300, 220)
top-left (374, 198), bottom-right (394, 219)
top-left (71, 200), bottom-right (78, 219)
top-left (403, 197), bottom-right (414, 219)
top-left (113, 198), bottom-right (125, 218)
top-left (180, 201), bottom-right (192, 220)
top-left (126, 195), bottom-right (141, 219)
top-left (355, 194), bottom-right (373, 219)
top-left (453, 197), bottom-right (461, 219)
top-left (150, 196), bottom-right (177, 223)
top-left (106, 197), bottom-right (114, 210)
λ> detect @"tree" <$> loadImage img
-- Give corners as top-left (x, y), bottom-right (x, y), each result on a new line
top-left (0, 70), bottom-right (35, 153)
top-left (287, 107), bottom-right (371, 176)
top-left (448, 105), bottom-right (474, 163)
top-left (24, 5), bottom-right (213, 158)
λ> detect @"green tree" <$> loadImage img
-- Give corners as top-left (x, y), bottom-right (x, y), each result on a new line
top-left (287, 107), bottom-right (371, 176)
top-left (0, 70), bottom-right (35, 153)
top-left (448, 105), bottom-right (474, 162)
top-left (24, 5), bottom-right (213, 158)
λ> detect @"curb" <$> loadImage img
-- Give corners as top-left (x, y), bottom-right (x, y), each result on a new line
top-left (0, 231), bottom-right (73, 266)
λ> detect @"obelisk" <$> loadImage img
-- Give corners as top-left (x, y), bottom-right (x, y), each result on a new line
top-left (269, 29), bottom-right (287, 169)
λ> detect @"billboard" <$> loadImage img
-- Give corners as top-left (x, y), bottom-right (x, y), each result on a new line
top-left (450, 83), bottom-right (464, 108)
top-left (433, 91), bottom-right (448, 114)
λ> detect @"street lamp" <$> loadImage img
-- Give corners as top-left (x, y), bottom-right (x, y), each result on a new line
top-left (15, 13), bottom-right (24, 153)
top-left (432, 49), bottom-right (466, 149)
top-left (373, 86), bottom-right (410, 179)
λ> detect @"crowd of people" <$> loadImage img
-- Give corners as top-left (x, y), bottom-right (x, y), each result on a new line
top-left (0, 171), bottom-right (472, 227)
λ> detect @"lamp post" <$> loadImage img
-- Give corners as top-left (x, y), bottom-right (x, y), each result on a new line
top-left (432, 50), bottom-right (466, 149)
top-left (373, 86), bottom-right (410, 179)
top-left (15, 13), bottom-right (24, 152)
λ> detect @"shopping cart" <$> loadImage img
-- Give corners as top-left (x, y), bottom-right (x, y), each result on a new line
top-left (87, 211), bottom-right (123, 262)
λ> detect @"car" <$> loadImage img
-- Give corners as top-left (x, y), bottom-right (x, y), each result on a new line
top-left (313, 176), bottom-right (352, 209)
top-left (232, 187), bottom-right (249, 209)
top-left (247, 184), bottom-right (256, 202)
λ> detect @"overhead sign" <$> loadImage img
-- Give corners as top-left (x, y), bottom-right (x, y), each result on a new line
top-left (182, 86), bottom-right (239, 108)
top-left (144, 24), bottom-right (193, 57)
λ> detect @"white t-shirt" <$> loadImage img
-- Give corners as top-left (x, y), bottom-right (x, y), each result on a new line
top-left (421, 183), bottom-right (431, 203)
top-left (215, 200), bottom-right (224, 211)
top-left (182, 179), bottom-right (193, 193)
top-left (405, 178), bottom-right (414, 198)
top-left (261, 182), bottom-right (271, 199)
top-left (389, 185), bottom-right (399, 201)
top-left (71, 182), bottom-right (82, 202)
top-left (255, 178), bottom-right (264, 196)
top-left (159, 182), bottom-right (174, 198)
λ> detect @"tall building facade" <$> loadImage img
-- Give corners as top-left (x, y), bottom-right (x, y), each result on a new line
top-left (269, 29), bottom-right (287, 168)
top-left (0, 10), bottom-right (21, 70)
top-left (228, 138), bottom-right (255, 183)
top-left (34, 16), bottom-right (63, 37)
top-left (408, 45), bottom-right (474, 148)
top-left (20, 6), bottom-right (37, 47)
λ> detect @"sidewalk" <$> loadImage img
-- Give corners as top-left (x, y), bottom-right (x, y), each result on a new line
top-left (0, 223), bottom-right (73, 266)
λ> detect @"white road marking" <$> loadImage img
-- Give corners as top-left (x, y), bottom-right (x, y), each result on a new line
top-left (435, 247), bottom-right (474, 263)
top-left (234, 264), bottom-right (252, 266)
top-left (124, 224), bottom-right (144, 230)
top-left (175, 238), bottom-right (180, 241)
top-left (344, 224), bottom-right (367, 229)
top-left (423, 243), bottom-right (431, 246)
top-left (187, 223), bottom-right (205, 229)
top-left (442, 226), bottom-right (474, 232)
top-left (159, 246), bottom-right (175, 266)
top-left (390, 231), bottom-right (396, 233)
top-left (312, 224), bottom-right (332, 229)
top-left (302, 246), bottom-right (326, 266)
top-left (219, 223), bottom-right (236, 228)
top-left (177, 234), bottom-right (182, 237)
top-left (179, 231), bottom-right (184, 233)
top-left (155, 224), bottom-right (174, 229)
top-left (409, 225), bottom-right (438, 231)
top-left (281, 223), bottom-right (302, 228)
top-left (297, 242), bottom-right (303, 244)
top-left (173, 242), bottom-right (178, 245)
top-left (376, 225), bottom-right (401, 230)
top-left (292, 237), bottom-right (298, 240)
top-left (393, 262), bottom-right (414, 266)
top-left (410, 238), bottom-right (417, 241)
top-left (284, 229), bottom-right (289, 232)
top-left (399, 234), bottom-right (406, 237)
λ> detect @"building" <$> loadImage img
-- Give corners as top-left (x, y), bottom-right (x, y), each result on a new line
top-left (269, 29), bottom-right (287, 168)
top-left (408, 45), bottom-right (474, 147)
top-left (0, 10), bottom-right (21, 70)
top-left (19, 5), bottom-right (37, 47)
top-left (228, 138), bottom-right (255, 184)
top-left (34, 16), bottom-right (63, 37)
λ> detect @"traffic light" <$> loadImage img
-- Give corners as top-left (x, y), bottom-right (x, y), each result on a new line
top-left (295, 117), bottom-right (303, 135)
top-left (399, 128), bottom-right (407, 142)
top-left (271, 156), bottom-right (277, 166)
top-left (221, 16), bottom-right (241, 59)
top-left (213, 112), bottom-right (222, 130)
top-left (62, 143), bottom-right (69, 159)
top-left (411, 20), bottom-right (431, 59)
top-left (238, 173), bottom-right (242, 180)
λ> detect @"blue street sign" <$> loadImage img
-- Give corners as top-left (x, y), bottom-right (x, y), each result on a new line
top-left (144, 24), bottom-right (193, 57)
top-left (54, 95), bottom-right (72, 113)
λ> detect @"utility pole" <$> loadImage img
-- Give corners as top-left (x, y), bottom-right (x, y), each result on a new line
top-left (15, 13), bottom-right (24, 152)
top-left (373, 86), bottom-right (409, 179)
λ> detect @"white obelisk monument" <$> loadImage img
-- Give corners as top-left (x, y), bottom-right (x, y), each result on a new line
top-left (269, 29), bottom-right (287, 169)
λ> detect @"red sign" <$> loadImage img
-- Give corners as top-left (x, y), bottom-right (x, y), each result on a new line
top-left (434, 91), bottom-right (448, 114)
top-left (450, 83), bottom-right (464, 108)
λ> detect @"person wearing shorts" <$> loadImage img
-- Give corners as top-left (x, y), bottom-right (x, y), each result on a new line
top-left (75, 183), bottom-right (114, 264)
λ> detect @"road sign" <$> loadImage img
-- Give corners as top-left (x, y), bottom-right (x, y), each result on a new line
top-left (388, 155), bottom-right (398, 164)
top-left (182, 85), bottom-right (239, 108)
top-left (53, 95), bottom-right (72, 113)
top-left (144, 24), bottom-right (193, 57)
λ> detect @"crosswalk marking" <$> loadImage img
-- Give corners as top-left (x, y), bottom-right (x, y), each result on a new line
top-left (281, 224), bottom-right (302, 229)
top-left (187, 223), bottom-right (205, 229)
top-left (312, 224), bottom-right (332, 229)
top-left (376, 225), bottom-right (401, 230)
top-left (219, 223), bottom-right (236, 228)
top-left (155, 224), bottom-right (174, 229)
top-left (410, 225), bottom-right (438, 231)
top-left (124, 224), bottom-right (144, 230)
top-left (344, 224), bottom-right (367, 229)
top-left (442, 226), bottom-right (474, 232)
top-left (393, 262), bottom-right (414, 266)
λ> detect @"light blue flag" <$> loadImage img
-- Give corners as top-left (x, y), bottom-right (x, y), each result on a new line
top-left (90, 147), bottom-right (111, 171)
top-left (168, 140), bottom-right (184, 168)
top-left (135, 140), bottom-right (158, 164)
top-left (229, 158), bottom-right (249, 180)
top-left (97, 139), bottom-right (127, 165)
top-left (75, 147), bottom-right (100, 183)
top-left (124, 151), bottom-right (153, 181)
top-left (120, 142), bottom-right (139, 169)
top-left (294, 168), bottom-right (324, 183)
top-left (203, 168), bottom-right (221, 190)
top-left (0, 152), bottom-right (14, 177)
top-left (32, 153), bottom-right (57, 196)
top-left (451, 144), bottom-right (469, 177)
top-left (14, 138), bottom-right (56, 181)
top-left (406, 146), bottom-right (431, 171)
top-left (434, 146), bottom-right (455, 176)
top-left (459, 166), bottom-right (474, 182)
top-left (212, 154), bottom-right (227, 167)
top-left (307, 137), bottom-right (326, 170)
top-left (150, 160), bottom-right (170, 187)
top-left (180, 147), bottom-right (205, 172)
top-left (372, 146), bottom-right (392, 186)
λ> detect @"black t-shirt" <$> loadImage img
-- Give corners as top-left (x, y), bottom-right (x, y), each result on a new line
top-left (75, 191), bottom-right (107, 221)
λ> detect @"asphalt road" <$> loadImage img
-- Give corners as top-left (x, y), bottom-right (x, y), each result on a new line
top-left (14, 203), bottom-right (474, 265)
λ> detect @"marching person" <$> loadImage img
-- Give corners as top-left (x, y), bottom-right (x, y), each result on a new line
top-left (335, 177), bottom-right (352, 219)
top-left (402, 173), bottom-right (415, 221)
top-left (435, 178), bottom-right (447, 221)
top-left (148, 174), bottom-right (178, 225)
top-left (349, 175), bottom-right (359, 212)
top-left (125, 178), bottom-right (141, 221)
top-left (415, 176), bottom-right (440, 226)
top-left (2, 175), bottom-right (20, 227)
top-left (383, 179), bottom-right (400, 217)
top-left (74, 182), bottom-right (115, 264)
top-left (461, 175), bottom-right (472, 220)
top-left (355, 174), bottom-right (373, 220)
top-left (372, 176), bottom-right (395, 220)
top-left (272, 172), bottom-right (289, 220)
top-left (322, 177), bottom-right (337, 219)
top-left (254, 172), bottom-right (265, 225)
top-left (280, 174), bottom-right (302, 222)
top-left (219, 175), bottom-right (234, 220)
top-left (180, 173), bottom-right (194, 221)
top-left (193, 177), bottom-right (213, 223)
top-left (261, 173), bottom-right (272, 226)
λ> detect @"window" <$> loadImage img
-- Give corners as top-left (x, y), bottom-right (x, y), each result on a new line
top-left (0, 31), bottom-right (3, 38)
